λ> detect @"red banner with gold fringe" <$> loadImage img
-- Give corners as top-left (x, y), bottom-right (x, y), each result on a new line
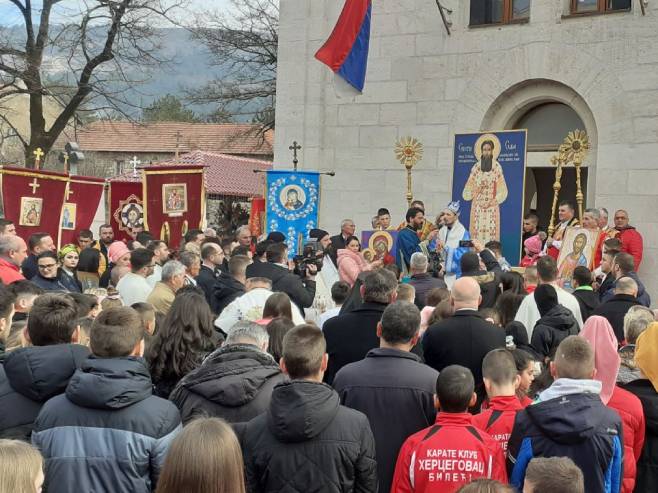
top-left (143, 165), bottom-right (205, 250)
top-left (58, 176), bottom-right (105, 247)
top-left (249, 197), bottom-right (266, 237)
top-left (108, 178), bottom-right (143, 243)
top-left (0, 166), bottom-right (68, 241)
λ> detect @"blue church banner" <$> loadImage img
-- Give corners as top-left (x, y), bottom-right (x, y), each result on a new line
top-left (452, 130), bottom-right (527, 266)
top-left (266, 170), bottom-right (320, 256)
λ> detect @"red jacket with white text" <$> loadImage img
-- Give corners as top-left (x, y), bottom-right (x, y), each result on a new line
top-left (391, 412), bottom-right (507, 493)
top-left (472, 395), bottom-right (526, 452)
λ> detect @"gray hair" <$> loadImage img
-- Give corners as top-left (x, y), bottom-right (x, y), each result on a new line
top-left (0, 235), bottom-right (22, 256)
top-left (363, 269), bottom-right (398, 304)
top-left (226, 320), bottom-right (269, 347)
top-left (340, 218), bottom-right (354, 229)
top-left (599, 207), bottom-right (609, 218)
top-left (161, 260), bottom-right (186, 281)
top-left (410, 252), bottom-right (428, 272)
top-left (236, 225), bottom-right (251, 236)
top-left (584, 208), bottom-right (600, 220)
top-left (624, 305), bottom-right (655, 344)
top-left (179, 250), bottom-right (200, 269)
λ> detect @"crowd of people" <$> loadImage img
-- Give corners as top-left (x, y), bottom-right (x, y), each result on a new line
top-left (0, 199), bottom-right (653, 493)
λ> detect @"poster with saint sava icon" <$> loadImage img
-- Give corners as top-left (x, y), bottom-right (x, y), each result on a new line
top-left (452, 130), bottom-right (527, 266)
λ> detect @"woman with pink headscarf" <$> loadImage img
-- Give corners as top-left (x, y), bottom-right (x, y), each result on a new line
top-left (580, 315), bottom-right (645, 493)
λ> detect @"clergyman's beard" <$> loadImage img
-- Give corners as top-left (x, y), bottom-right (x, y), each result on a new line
top-left (481, 155), bottom-right (493, 172)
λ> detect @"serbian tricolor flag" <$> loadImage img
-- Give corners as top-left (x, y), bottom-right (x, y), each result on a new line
top-left (315, 0), bottom-right (371, 92)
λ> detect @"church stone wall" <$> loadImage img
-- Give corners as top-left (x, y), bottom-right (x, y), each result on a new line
top-left (275, 0), bottom-right (658, 299)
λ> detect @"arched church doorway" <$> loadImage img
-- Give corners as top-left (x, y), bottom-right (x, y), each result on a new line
top-left (512, 102), bottom-right (588, 229)
top-left (480, 79), bottom-right (597, 233)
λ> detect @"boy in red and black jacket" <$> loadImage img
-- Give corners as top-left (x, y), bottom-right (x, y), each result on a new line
top-left (473, 349), bottom-right (527, 452)
top-left (391, 365), bottom-right (507, 493)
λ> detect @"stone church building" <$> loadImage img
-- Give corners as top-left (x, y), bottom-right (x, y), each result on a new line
top-left (274, 0), bottom-right (658, 297)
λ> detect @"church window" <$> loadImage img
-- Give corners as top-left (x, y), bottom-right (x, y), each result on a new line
top-left (469, 0), bottom-right (530, 26)
top-left (570, 0), bottom-right (631, 14)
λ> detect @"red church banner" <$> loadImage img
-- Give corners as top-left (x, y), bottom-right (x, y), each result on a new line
top-left (108, 178), bottom-right (143, 243)
top-left (143, 165), bottom-right (205, 250)
top-left (58, 176), bottom-right (105, 247)
top-left (0, 167), bottom-right (68, 241)
top-left (249, 197), bottom-right (266, 237)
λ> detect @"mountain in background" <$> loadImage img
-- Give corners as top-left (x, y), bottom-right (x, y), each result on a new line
top-left (3, 25), bottom-right (255, 121)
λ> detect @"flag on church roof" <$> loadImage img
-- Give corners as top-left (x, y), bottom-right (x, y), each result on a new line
top-left (315, 0), bottom-right (371, 92)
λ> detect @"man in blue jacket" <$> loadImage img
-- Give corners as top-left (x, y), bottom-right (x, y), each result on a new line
top-left (507, 336), bottom-right (623, 493)
top-left (32, 307), bottom-right (181, 492)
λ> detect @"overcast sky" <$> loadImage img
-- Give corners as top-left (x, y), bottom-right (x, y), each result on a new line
top-left (0, 0), bottom-right (232, 27)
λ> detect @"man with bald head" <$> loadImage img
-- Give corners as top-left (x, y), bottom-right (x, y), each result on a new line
top-left (0, 234), bottom-right (28, 284)
top-left (423, 277), bottom-right (506, 405)
top-left (614, 209), bottom-right (644, 270)
top-left (593, 276), bottom-right (642, 343)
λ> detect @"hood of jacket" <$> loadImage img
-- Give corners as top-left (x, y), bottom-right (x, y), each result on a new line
top-left (4, 344), bottom-right (90, 402)
top-left (625, 271), bottom-right (650, 305)
top-left (530, 379), bottom-right (608, 445)
top-left (535, 305), bottom-right (579, 332)
top-left (179, 344), bottom-right (282, 407)
top-left (575, 288), bottom-right (600, 311)
top-left (213, 273), bottom-right (245, 300)
top-left (337, 248), bottom-right (365, 266)
top-left (267, 380), bottom-right (340, 443)
top-left (66, 356), bottom-right (153, 410)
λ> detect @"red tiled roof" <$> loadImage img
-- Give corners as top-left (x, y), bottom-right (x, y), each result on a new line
top-left (109, 151), bottom-right (272, 197)
top-left (172, 151), bottom-right (271, 197)
top-left (56, 121), bottom-right (273, 156)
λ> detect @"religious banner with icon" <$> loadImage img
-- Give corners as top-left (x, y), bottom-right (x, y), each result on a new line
top-left (452, 130), bottom-right (527, 266)
top-left (361, 230), bottom-right (398, 265)
top-left (0, 167), bottom-right (68, 240)
top-left (108, 177), bottom-right (143, 242)
top-left (58, 175), bottom-right (105, 247)
top-left (266, 170), bottom-right (320, 256)
top-left (556, 227), bottom-right (597, 291)
top-left (143, 164), bottom-right (205, 250)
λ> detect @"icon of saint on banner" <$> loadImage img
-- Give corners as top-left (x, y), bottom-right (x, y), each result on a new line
top-left (279, 185), bottom-right (305, 211)
top-left (19, 197), bottom-right (43, 227)
top-left (462, 134), bottom-right (508, 242)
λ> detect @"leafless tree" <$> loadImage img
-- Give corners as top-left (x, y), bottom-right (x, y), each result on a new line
top-left (189, 0), bottom-right (277, 132)
top-left (0, 0), bottom-right (186, 168)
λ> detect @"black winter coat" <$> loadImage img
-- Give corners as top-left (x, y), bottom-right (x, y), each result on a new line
top-left (593, 294), bottom-right (642, 344)
top-left (423, 310), bottom-right (506, 404)
top-left (333, 348), bottom-right (438, 493)
top-left (323, 301), bottom-right (387, 385)
top-left (0, 344), bottom-right (89, 440)
top-left (32, 357), bottom-right (181, 493)
top-left (254, 262), bottom-right (316, 313)
top-left (621, 378), bottom-right (658, 491)
top-left (196, 264), bottom-right (221, 310)
top-left (212, 272), bottom-right (245, 315)
top-left (169, 344), bottom-right (287, 425)
top-left (408, 272), bottom-right (446, 308)
top-left (242, 380), bottom-right (377, 493)
top-left (573, 288), bottom-right (600, 321)
top-left (461, 249), bottom-right (502, 309)
top-left (530, 305), bottom-right (580, 360)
